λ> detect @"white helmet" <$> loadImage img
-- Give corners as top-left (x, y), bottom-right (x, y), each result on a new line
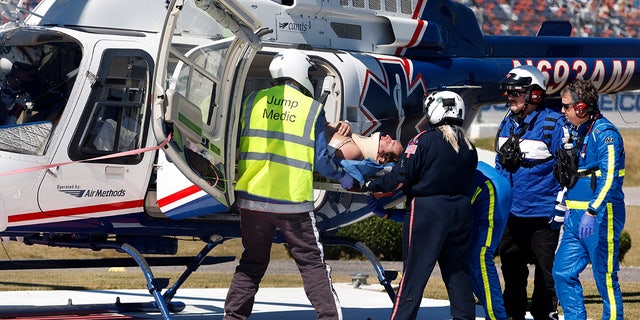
top-left (423, 91), bottom-right (465, 125)
top-left (0, 46), bottom-right (42, 75)
top-left (269, 49), bottom-right (315, 97)
top-left (500, 65), bottom-right (546, 91)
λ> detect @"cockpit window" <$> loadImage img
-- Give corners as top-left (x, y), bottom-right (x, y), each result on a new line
top-left (0, 28), bottom-right (81, 155)
top-left (69, 49), bottom-right (152, 164)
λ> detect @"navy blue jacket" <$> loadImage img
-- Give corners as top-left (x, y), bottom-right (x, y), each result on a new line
top-left (367, 126), bottom-right (478, 201)
top-left (495, 107), bottom-right (565, 218)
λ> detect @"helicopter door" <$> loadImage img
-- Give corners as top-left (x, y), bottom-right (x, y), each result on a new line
top-left (151, 0), bottom-right (263, 214)
top-left (37, 45), bottom-right (155, 219)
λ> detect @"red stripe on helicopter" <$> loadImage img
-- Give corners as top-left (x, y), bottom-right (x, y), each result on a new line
top-left (393, 0), bottom-right (427, 56)
top-left (156, 184), bottom-right (202, 207)
top-left (412, 0), bottom-right (427, 19)
top-left (407, 20), bottom-right (426, 48)
top-left (8, 200), bottom-right (145, 223)
top-left (394, 19), bottom-right (426, 56)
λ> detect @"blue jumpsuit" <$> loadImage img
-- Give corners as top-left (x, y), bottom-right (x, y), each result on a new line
top-left (470, 161), bottom-right (512, 320)
top-left (552, 114), bottom-right (625, 320)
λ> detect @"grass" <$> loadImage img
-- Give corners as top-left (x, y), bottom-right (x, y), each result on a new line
top-left (0, 130), bottom-right (639, 317)
top-left (621, 129), bottom-right (640, 186)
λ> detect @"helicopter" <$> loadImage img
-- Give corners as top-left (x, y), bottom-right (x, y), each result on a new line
top-left (0, 0), bottom-right (638, 318)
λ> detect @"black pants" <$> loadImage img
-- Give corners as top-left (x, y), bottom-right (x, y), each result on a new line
top-left (499, 215), bottom-right (560, 320)
top-left (391, 195), bottom-right (475, 320)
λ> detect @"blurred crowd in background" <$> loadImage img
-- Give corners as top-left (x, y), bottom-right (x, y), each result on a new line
top-left (5, 0), bottom-right (640, 38)
top-left (460, 0), bottom-right (640, 37)
top-left (8, 0), bottom-right (37, 10)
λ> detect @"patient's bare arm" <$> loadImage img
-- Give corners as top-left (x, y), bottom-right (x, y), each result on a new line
top-left (325, 121), bottom-right (351, 136)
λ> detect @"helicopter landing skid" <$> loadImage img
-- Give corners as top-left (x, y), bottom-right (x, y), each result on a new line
top-left (0, 240), bottom-right (232, 320)
top-left (322, 236), bottom-right (398, 302)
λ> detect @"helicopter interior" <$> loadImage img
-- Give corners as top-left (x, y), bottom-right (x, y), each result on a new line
top-left (0, 38), bottom-right (82, 155)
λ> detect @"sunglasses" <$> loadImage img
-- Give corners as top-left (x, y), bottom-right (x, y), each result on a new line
top-left (506, 90), bottom-right (526, 97)
top-left (562, 103), bottom-right (574, 110)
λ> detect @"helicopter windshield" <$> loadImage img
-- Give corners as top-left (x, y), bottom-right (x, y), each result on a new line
top-left (0, 28), bottom-right (81, 155)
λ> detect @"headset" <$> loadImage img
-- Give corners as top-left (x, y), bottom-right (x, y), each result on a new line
top-left (528, 88), bottom-right (544, 104)
top-left (573, 101), bottom-right (589, 117)
top-left (569, 89), bottom-right (590, 118)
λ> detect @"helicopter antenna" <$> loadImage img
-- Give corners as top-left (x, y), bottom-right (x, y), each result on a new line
top-left (440, 85), bottom-right (483, 89)
top-left (0, 1), bottom-right (51, 30)
top-left (0, 1), bottom-right (25, 29)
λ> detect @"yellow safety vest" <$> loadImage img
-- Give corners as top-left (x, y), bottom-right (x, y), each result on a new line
top-left (236, 85), bottom-right (322, 204)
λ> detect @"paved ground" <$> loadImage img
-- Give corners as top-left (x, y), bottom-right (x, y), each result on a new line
top-left (0, 259), bottom-right (558, 319)
top-left (0, 286), bottom-right (497, 319)
top-left (0, 256), bottom-right (636, 319)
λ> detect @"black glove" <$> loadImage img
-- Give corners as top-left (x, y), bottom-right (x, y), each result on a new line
top-left (386, 209), bottom-right (406, 222)
top-left (549, 203), bottom-right (568, 231)
top-left (367, 195), bottom-right (387, 218)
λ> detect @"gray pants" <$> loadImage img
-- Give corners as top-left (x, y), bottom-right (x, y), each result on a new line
top-left (224, 209), bottom-right (342, 320)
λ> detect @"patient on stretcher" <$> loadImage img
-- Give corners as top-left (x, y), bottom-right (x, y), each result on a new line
top-left (325, 121), bottom-right (403, 164)
top-left (324, 121), bottom-right (403, 184)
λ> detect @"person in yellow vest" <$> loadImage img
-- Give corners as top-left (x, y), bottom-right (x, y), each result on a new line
top-left (224, 49), bottom-right (355, 320)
